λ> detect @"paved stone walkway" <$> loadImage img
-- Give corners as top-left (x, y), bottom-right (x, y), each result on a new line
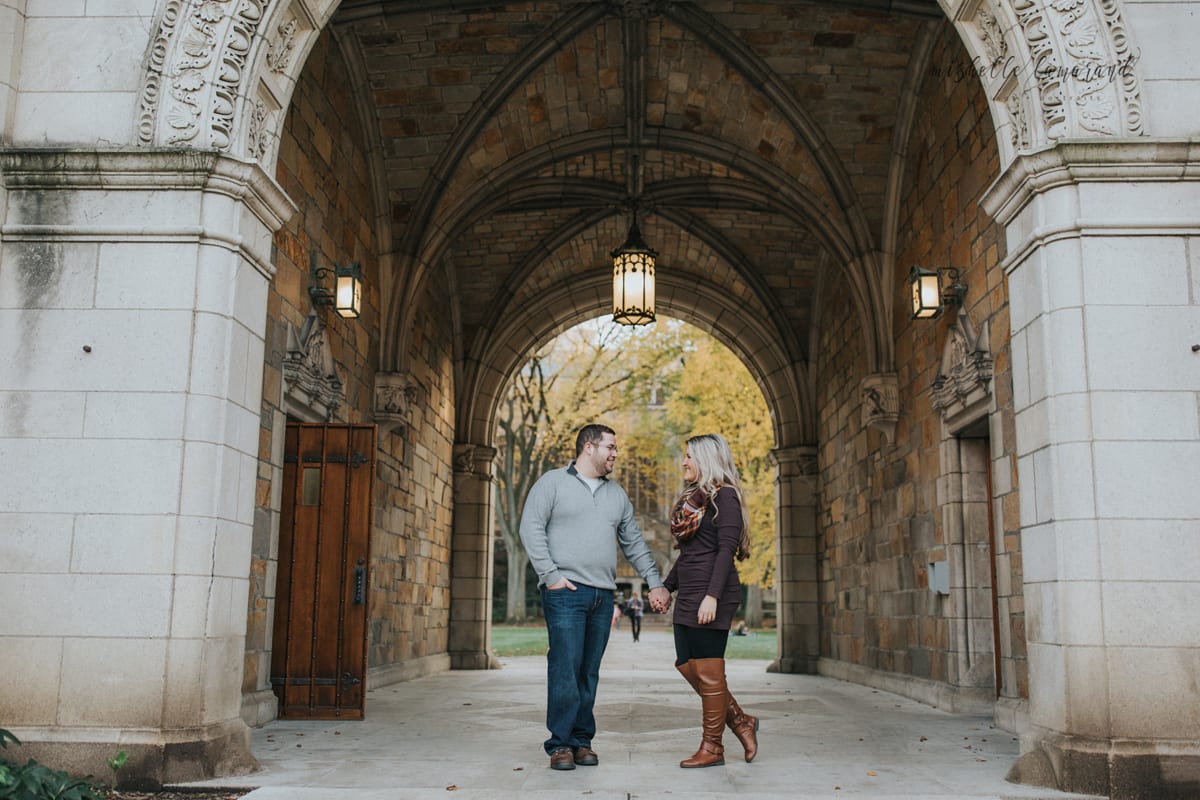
top-left (185, 630), bottom-right (1103, 799)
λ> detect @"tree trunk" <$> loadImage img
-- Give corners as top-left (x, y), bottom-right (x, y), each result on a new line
top-left (743, 584), bottom-right (763, 627)
top-left (503, 536), bottom-right (527, 621)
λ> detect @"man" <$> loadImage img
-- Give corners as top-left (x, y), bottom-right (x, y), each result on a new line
top-left (519, 423), bottom-right (671, 771)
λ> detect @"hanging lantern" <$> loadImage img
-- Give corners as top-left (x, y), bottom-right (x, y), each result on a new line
top-left (611, 219), bottom-right (656, 326)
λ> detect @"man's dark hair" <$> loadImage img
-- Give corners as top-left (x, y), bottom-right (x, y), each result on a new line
top-left (575, 423), bottom-right (615, 456)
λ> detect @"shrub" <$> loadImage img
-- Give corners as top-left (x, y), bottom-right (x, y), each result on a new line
top-left (0, 728), bottom-right (108, 800)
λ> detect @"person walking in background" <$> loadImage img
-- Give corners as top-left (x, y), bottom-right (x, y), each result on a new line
top-left (519, 423), bottom-right (672, 772)
top-left (663, 433), bottom-right (759, 768)
top-left (626, 591), bottom-right (645, 642)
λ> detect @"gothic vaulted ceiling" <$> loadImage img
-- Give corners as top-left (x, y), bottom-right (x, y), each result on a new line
top-left (328, 0), bottom-right (945, 437)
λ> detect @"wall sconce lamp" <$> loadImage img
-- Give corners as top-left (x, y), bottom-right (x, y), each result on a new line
top-left (611, 215), bottom-right (656, 326)
top-left (310, 254), bottom-right (363, 319)
top-left (909, 266), bottom-right (967, 320)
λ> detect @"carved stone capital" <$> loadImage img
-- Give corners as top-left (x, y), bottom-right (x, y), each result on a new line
top-left (282, 311), bottom-right (344, 421)
top-left (932, 315), bottom-right (994, 434)
top-left (860, 373), bottom-right (899, 445)
top-left (769, 445), bottom-right (818, 480)
top-left (374, 372), bottom-right (423, 435)
top-left (453, 443), bottom-right (498, 479)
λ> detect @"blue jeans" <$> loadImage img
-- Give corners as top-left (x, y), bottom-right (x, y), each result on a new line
top-left (540, 583), bottom-right (613, 754)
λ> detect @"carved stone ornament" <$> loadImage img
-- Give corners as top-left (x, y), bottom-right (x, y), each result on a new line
top-left (1005, 0), bottom-right (1144, 142)
top-left (137, 0), bottom-right (269, 151)
top-left (453, 443), bottom-right (498, 479)
top-left (374, 372), bottom-right (423, 435)
top-left (976, 5), bottom-right (1008, 65)
top-left (931, 314), bottom-right (994, 433)
top-left (282, 311), bottom-right (345, 421)
top-left (1006, 89), bottom-right (1032, 151)
top-left (246, 98), bottom-right (271, 160)
top-left (860, 373), bottom-right (900, 445)
top-left (266, 18), bottom-right (298, 74)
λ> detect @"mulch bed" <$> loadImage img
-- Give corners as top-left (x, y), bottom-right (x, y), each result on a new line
top-left (109, 792), bottom-right (249, 799)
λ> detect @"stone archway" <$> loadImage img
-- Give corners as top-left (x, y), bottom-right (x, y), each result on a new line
top-left (449, 287), bottom-right (815, 672)
top-left (10, 0), bottom-right (1200, 795)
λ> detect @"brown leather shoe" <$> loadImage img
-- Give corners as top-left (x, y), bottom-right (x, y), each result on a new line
top-left (573, 746), bottom-right (599, 766)
top-left (549, 747), bottom-right (576, 770)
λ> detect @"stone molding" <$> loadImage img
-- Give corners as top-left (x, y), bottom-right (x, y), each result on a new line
top-left (374, 371), bottom-right (422, 435)
top-left (282, 311), bottom-right (344, 421)
top-left (133, 0), bottom-right (1145, 169)
top-left (932, 315), bottom-right (993, 433)
top-left (453, 443), bottom-right (498, 479)
top-left (951, 0), bottom-right (1145, 162)
top-left (860, 373), bottom-right (900, 445)
top-left (0, 149), bottom-right (296, 278)
top-left (981, 139), bottom-right (1200, 226)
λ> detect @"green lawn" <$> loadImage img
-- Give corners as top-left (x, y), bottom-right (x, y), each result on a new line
top-left (491, 624), bottom-right (777, 660)
top-left (491, 625), bottom-right (552, 656)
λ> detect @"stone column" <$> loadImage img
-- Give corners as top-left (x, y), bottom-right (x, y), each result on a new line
top-left (982, 141), bottom-right (1200, 798)
top-left (0, 150), bottom-right (295, 785)
top-left (767, 445), bottom-right (820, 674)
top-left (449, 442), bottom-right (501, 670)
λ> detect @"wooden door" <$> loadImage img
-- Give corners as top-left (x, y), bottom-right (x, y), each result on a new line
top-left (271, 423), bottom-right (375, 719)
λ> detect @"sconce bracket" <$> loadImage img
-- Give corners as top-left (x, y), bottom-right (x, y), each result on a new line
top-left (940, 267), bottom-right (967, 308)
top-left (309, 266), bottom-right (337, 306)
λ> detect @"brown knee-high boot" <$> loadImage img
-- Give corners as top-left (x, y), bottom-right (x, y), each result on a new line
top-left (680, 658), bottom-right (726, 768)
top-left (676, 660), bottom-right (758, 763)
top-left (727, 693), bottom-right (759, 763)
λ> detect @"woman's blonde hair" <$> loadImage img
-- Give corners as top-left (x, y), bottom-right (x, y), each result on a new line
top-left (679, 433), bottom-right (751, 560)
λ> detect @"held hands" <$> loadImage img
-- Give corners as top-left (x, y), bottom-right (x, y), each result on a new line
top-left (697, 595), bottom-right (718, 625)
top-left (647, 586), bottom-right (671, 613)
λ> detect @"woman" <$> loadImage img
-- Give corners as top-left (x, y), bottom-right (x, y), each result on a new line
top-left (663, 434), bottom-right (759, 768)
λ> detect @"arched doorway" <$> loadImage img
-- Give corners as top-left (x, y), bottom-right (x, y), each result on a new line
top-left (9, 0), bottom-right (1199, 795)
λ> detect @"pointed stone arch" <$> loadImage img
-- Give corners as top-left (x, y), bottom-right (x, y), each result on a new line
top-left (455, 270), bottom-right (805, 454)
top-left (134, 0), bottom-right (1148, 179)
top-left (936, 0), bottom-right (1145, 163)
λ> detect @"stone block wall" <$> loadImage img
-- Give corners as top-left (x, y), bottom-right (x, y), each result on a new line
top-left (817, 22), bottom-right (1024, 704)
top-left (244, 27), bottom-right (457, 720)
top-left (369, 269), bottom-right (457, 671)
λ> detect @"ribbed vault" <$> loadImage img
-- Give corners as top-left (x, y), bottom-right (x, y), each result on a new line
top-left (320, 0), bottom-right (957, 448)
top-left (136, 0), bottom-right (1148, 448)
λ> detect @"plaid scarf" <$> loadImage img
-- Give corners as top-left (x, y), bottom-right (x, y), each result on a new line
top-left (669, 488), bottom-right (709, 546)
